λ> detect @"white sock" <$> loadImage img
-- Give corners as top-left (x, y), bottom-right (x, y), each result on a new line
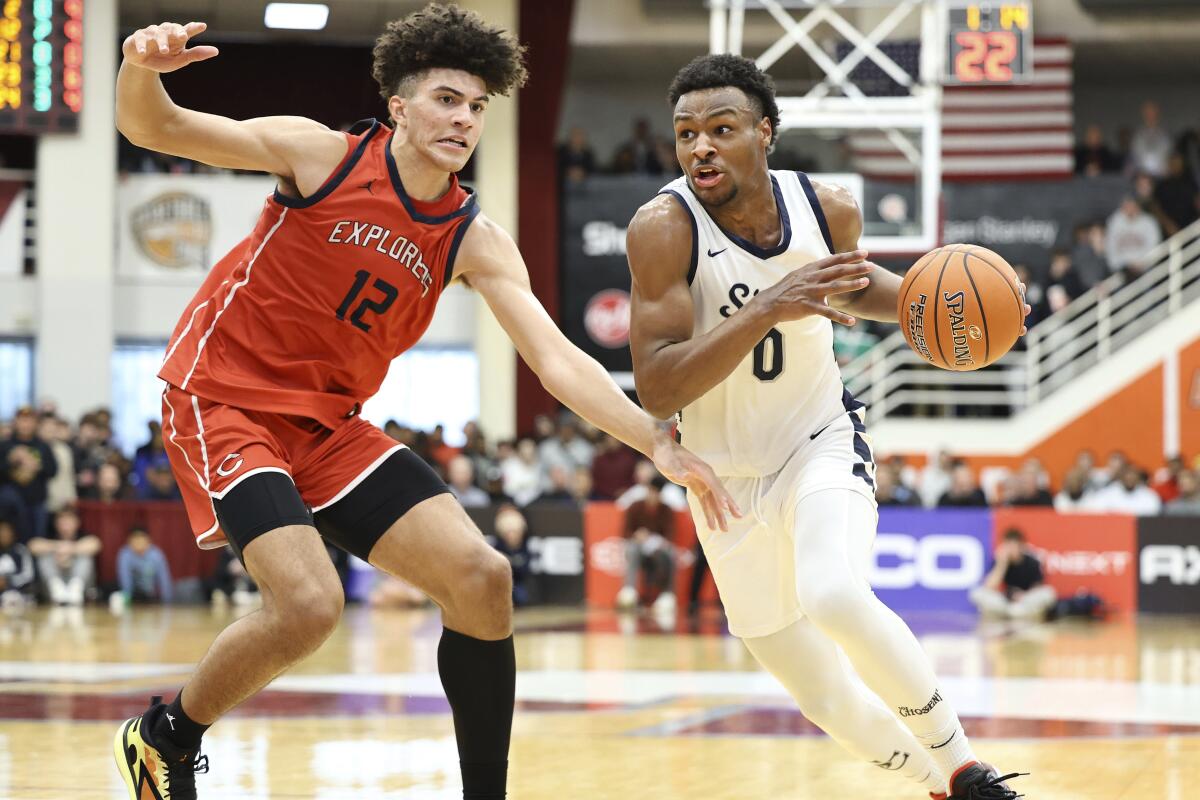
top-left (915, 717), bottom-right (976, 785)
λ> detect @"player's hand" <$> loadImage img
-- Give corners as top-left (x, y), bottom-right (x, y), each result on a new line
top-left (756, 250), bottom-right (875, 327)
top-left (648, 431), bottom-right (741, 532)
top-left (122, 22), bottom-right (218, 74)
top-left (1018, 281), bottom-right (1032, 336)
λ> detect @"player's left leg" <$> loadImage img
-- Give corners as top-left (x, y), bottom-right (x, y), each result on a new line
top-left (789, 488), bottom-right (1022, 799)
top-left (743, 617), bottom-right (948, 797)
top-left (303, 433), bottom-right (513, 800)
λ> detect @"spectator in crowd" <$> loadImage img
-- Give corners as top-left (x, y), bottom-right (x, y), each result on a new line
top-left (1075, 124), bottom-right (1121, 176)
top-left (39, 415), bottom-right (76, 514)
top-left (131, 421), bottom-right (171, 494)
top-left (501, 438), bottom-right (544, 507)
top-left (969, 528), bottom-right (1056, 620)
top-left (447, 455), bottom-right (489, 508)
top-left (488, 504), bottom-right (532, 607)
top-left (72, 413), bottom-right (118, 496)
top-left (590, 434), bottom-right (639, 501)
top-left (1043, 250), bottom-right (1087, 316)
top-left (136, 464), bottom-right (181, 502)
top-left (611, 117), bottom-right (664, 175)
top-left (427, 424), bottom-right (460, 472)
top-left (0, 406), bottom-right (58, 540)
top-left (1130, 101), bottom-right (1173, 178)
top-left (531, 414), bottom-right (557, 443)
top-left (1070, 222), bottom-right (1109, 289)
top-left (1106, 196), bottom-right (1162, 280)
top-left (937, 462), bottom-right (989, 508)
top-left (617, 459), bottom-right (688, 510)
top-left (29, 506), bottom-right (100, 605)
top-left (530, 464), bottom-right (575, 506)
top-left (919, 449), bottom-right (955, 508)
top-left (1151, 455), bottom-right (1187, 503)
top-left (874, 463), bottom-right (921, 507)
top-left (84, 462), bottom-right (131, 503)
top-left (1087, 465), bottom-right (1162, 515)
top-left (570, 465), bottom-right (602, 505)
top-left (1012, 265), bottom-right (1046, 327)
top-left (1053, 468), bottom-right (1092, 513)
top-left (460, 421), bottom-right (496, 489)
top-left (1006, 462), bottom-right (1054, 506)
top-left (1153, 153), bottom-right (1200, 235)
top-left (482, 465), bottom-right (514, 506)
top-left (538, 416), bottom-right (595, 479)
top-left (205, 546), bottom-right (258, 607)
top-left (616, 476), bottom-right (676, 612)
top-left (117, 526), bottom-right (173, 604)
top-left (1165, 469), bottom-right (1200, 515)
top-left (1180, 120), bottom-right (1200, 187)
top-left (558, 126), bottom-right (596, 184)
top-left (0, 516), bottom-right (34, 608)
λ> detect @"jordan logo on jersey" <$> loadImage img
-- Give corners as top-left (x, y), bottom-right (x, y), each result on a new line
top-left (328, 221), bottom-right (434, 297)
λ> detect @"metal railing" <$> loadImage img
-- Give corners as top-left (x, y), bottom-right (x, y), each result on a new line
top-left (842, 219), bottom-right (1200, 418)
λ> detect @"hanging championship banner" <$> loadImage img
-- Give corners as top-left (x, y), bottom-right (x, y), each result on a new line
top-left (117, 174), bottom-right (277, 280)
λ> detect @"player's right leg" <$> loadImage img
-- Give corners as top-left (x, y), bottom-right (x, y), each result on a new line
top-left (744, 618), bottom-right (949, 797)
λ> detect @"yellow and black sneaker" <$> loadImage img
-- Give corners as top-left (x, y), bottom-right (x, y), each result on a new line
top-left (113, 697), bottom-right (209, 800)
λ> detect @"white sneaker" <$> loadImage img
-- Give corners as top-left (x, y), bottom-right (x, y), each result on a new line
top-left (108, 591), bottom-right (126, 615)
top-left (0, 590), bottom-right (25, 612)
top-left (616, 585), bottom-right (639, 609)
top-left (66, 579), bottom-right (85, 606)
top-left (653, 591), bottom-right (676, 613)
top-left (210, 589), bottom-right (228, 607)
top-left (48, 577), bottom-right (67, 605)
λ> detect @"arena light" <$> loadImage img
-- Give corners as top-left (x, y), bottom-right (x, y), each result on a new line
top-left (264, 3), bottom-right (329, 30)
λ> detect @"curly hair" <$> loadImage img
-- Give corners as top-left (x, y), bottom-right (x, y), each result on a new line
top-left (372, 3), bottom-right (528, 101)
top-left (668, 54), bottom-right (781, 149)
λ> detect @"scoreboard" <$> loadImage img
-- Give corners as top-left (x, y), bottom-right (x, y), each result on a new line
top-left (0, 0), bottom-right (82, 134)
top-left (946, 1), bottom-right (1032, 85)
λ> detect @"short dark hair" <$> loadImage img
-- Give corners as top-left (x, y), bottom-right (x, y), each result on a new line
top-left (128, 524), bottom-right (150, 539)
top-left (372, 3), bottom-right (528, 101)
top-left (649, 475), bottom-right (668, 492)
top-left (668, 54), bottom-right (781, 149)
top-left (1003, 528), bottom-right (1025, 543)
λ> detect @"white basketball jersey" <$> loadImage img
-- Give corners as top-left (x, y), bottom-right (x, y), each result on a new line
top-left (662, 170), bottom-right (852, 478)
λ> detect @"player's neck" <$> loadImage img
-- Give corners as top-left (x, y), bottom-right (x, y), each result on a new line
top-left (390, 137), bottom-right (455, 203)
top-left (705, 171), bottom-right (781, 250)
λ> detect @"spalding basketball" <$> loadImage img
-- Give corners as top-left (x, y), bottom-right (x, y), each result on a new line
top-left (897, 244), bottom-right (1024, 371)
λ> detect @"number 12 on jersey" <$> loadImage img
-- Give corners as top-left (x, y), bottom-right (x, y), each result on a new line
top-left (336, 269), bottom-right (398, 333)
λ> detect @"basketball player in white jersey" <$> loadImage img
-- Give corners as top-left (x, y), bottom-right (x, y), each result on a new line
top-left (626, 55), bottom-right (1029, 800)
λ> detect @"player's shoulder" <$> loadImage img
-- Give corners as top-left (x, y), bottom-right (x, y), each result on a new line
top-left (628, 191), bottom-right (695, 258)
top-left (806, 177), bottom-right (862, 251)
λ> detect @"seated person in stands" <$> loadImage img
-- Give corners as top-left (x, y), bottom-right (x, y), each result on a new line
top-left (1165, 469), bottom-right (1200, 515)
top-left (874, 463), bottom-right (920, 507)
top-left (969, 528), bottom-right (1056, 620)
top-left (0, 516), bottom-right (35, 607)
top-left (205, 546), bottom-right (259, 607)
top-left (937, 462), bottom-right (989, 508)
top-left (487, 504), bottom-right (533, 607)
top-left (117, 525), bottom-right (173, 604)
top-left (617, 476), bottom-right (676, 611)
top-left (29, 506), bottom-right (101, 605)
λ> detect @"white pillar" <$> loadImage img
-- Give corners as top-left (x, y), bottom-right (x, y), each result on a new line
top-left (35, 0), bottom-right (117, 421)
top-left (461, 0), bottom-right (518, 441)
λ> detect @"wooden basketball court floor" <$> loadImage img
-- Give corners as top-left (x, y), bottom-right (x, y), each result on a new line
top-left (1, 603), bottom-right (1198, 799)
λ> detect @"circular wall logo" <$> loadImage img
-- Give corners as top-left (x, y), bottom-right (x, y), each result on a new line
top-left (584, 289), bottom-right (631, 348)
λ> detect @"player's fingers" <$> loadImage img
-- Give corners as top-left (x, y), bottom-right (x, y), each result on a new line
top-left (154, 28), bottom-right (170, 54)
top-left (131, 32), bottom-right (147, 55)
top-left (812, 302), bottom-right (857, 326)
top-left (816, 261), bottom-right (875, 282)
top-left (809, 249), bottom-right (868, 271)
top-left (697, 488), bottom-right (718, 531)
top-left (184, 21), bottom-right (207, 37)
top-left (185, 46), bottom-right (220, 63)
top-left (821, 276), bottom-right (871, 295)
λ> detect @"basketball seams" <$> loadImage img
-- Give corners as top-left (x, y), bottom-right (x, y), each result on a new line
top-left (961, 253), bottom-right (991, 366)
top-left (899, 245), bottom-right (954, 360)
top-left (930, 247), bottom-right (956, 369)
top-left (963, 247), bottom-right (1024, 318)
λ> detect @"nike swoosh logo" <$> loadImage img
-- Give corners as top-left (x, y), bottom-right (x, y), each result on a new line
top-left (707, 248), bottom-right (726, 257)
top-left (809, 422), bottom-right (834, 440)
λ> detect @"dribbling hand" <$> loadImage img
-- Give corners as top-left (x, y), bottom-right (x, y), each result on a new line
top-left (122, 22), bottom-right (218, 73)
top-left (756, 250), bottom-right (876, 327)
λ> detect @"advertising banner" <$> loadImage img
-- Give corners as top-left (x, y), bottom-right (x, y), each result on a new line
top-left (992, 508), bottom-right (1138, 613)
top-left (117, 174), bottom-right (277, 281)
top-left (870, 508), bottom-right (992, 613)
top-left (1136, 516), bottom-right (1200, 614)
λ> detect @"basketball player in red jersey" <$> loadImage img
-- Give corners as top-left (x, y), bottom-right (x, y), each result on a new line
top-left (111, 7), bottom-right (739, 800)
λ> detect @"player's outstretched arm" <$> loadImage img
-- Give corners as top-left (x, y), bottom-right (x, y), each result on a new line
top-left (117, 22), bottom-right (347, 192)
top-left (456, 215), bottom-right (741, 531)
top-left (627, 194), bottom-right (871, 419)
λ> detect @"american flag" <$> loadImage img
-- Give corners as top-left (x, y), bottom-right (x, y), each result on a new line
top-left (844, 39), bottom-right (1074, 181)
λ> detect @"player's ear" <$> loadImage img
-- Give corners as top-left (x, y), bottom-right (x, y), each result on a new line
top-left (759, 117), bottom-right (772, 149)
top-left (388, 95), bottom-right (407, 128)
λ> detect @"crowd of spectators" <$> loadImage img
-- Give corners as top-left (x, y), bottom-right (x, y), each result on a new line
top-left (875, 447), bottom-right (1200, 516)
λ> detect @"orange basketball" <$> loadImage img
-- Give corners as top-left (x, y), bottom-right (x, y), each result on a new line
top-left (896, 244), bottom-right (1023, 371)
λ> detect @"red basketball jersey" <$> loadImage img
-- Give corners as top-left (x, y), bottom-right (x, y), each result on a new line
top-left (159, 119), bottom-right (479, 428)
